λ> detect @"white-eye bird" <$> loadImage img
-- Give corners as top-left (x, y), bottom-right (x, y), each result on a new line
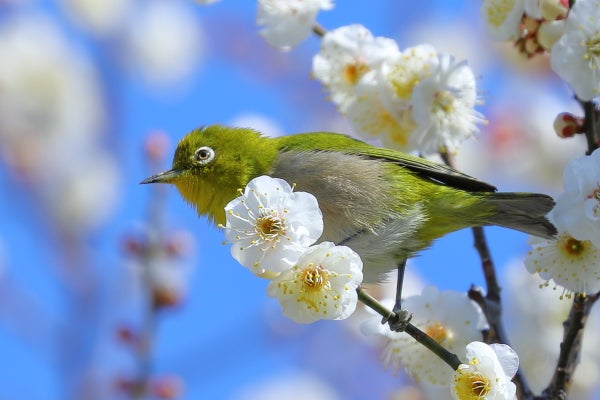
top-left (141, 125), bottom-right (556, 284)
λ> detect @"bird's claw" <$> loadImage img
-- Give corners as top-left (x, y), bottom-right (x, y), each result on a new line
top-left (381, 308), bottom-right (412, 332)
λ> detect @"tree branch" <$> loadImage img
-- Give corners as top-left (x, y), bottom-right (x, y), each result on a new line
top-left (580, 100), bottom-right (599, 155)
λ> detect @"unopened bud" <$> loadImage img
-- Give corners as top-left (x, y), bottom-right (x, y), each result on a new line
top-left (145, 131), bottom-right (171, 162)
top-left (524, 36), bottom-right (542, 56)
top-left (152, 286), bottom-right (183, 309)
top-left (116, 325), bottom-right (139, 346)
top-left (152, 375), bottom-right (184, 399)
top-left (537, 19), bottom-right (565, 50)
top-left (554, 112), bottom-right (584, 138)
top-left (115, 377), bottom-right (141, 396)
top-left (122, 235), bottom-right (145, 256)
top-left (540, 0), bottom-right (569, 20)
top-left (522, 16), bottom-right (540, 35)
top-left (164, 231), bottom-right (194, 257)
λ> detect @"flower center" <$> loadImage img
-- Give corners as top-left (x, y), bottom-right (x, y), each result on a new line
top-left (454, 367), bottom-right (491, 399)
top-left (584, 34), bottom-right (600, 69)
top-left (255, 213), bottom-right (285, 240)
top-left (343, 62), bottom-right (369, 85)
top-left (300, 264), bottom-right (329, 291)
top-left (563, 237), bottom-right (586, 256)
top-left (424, 321), bottom-right (449, 343)
top-left (434, 89), bottom-right (455, 114)
top-left (391, 69), bottom-right (421, 100)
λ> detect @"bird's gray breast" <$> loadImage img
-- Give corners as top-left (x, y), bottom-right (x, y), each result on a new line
top-left (271, 150), bottom-right (426, 282)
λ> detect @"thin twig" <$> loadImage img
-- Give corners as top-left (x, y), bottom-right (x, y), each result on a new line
top-left (357, 287), bottom-right (461, 370)
top-left (312, 23), bottom-right (327, 38)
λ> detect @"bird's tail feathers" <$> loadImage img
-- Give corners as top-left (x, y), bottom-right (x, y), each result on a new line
top-left (484, 193), bottom-right (557, 239)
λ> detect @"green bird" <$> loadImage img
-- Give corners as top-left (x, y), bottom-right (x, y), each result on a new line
top-left (141, 125), bottom-right (556, 284)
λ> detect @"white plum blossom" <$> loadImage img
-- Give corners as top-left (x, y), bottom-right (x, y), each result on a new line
top-left (342, 43), bottom-right (431, 150)
top-left (374, 44), bottom-right (439, 150)
top-left (537, 19), bottom-right (565, 51)
top-left (312, 24), bottom-right (400, 111)
top-left (410, 54), bottom-right (484, 155)
top-left (61, 0), bottom-right (132, 34)
top-left (524, 149), bottom-right (600, 296)
top-left (379, 44), bottom-right (439, 107)
top-left (550, 0), bottom-right (600, 101)
top-left (267, 242), bottom-right (363, 324)
top-left (257, 0), bottom-right (334, 50)
top-left (223, 176), bottom-right (323, 277)
top-left (552, 148), bottom-right (600, 248)
top-left (0, 14), bottom-right (120, 232)
top-left (538, 0), bottom-right (569, 20)
top-left (481, 0), bottom-right (525, 41)
top-left (314, 33), bottom-right (483, 155)
top-left (125, 0), bottom-right (204, 85)
top-left (361, 287), bottom-right (487, 385)
top-left (525, 226), bottom-right (600, 296)
top-left (451, 341), bottom-right (519, 400)
top-left (344, 72), bottom-right (415, 144)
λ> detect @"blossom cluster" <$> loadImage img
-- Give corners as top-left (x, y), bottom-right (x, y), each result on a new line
top-left (313, 25), bottom-right (484, 155)
top-left (482, 0), bottom-right (600, 101)
top-left (222, 175), bottom-right (363, 323)
top-left (251, 0), bottom-right (485, 155)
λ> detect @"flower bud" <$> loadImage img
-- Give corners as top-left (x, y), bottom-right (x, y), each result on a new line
top-left (537, 19), bottom-right (565, 50)
top-left (152, 286), bottom-right (183, 309)
top-left (553, 112), bottom-right (584, 138)
top-left (524, 36), bottom-right (543, 57)
top-left (540, 0), bottom-right (569, 20)
top-left (152, 376), bottom-right (183, 399)
top-left (522, 16), bottom-right (540, 35)
top-left (144, 130), bottom-right (171, 162)
top-left (122, 235), bottom-right (145, 256)
top-left (164, 230), bottom-right (194, 257)
top-left (115, 325), bottom-right (143, 348)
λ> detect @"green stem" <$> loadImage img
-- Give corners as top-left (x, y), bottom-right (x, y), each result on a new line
top-left (357, 287), bottom-right (461, 370)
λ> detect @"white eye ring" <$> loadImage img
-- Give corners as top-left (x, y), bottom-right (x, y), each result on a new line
top-left (194, 146), bottom-right (215, 165)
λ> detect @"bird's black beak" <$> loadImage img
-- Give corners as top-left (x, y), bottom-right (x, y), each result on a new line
top-left (140, 169), bottom-right (182, 184)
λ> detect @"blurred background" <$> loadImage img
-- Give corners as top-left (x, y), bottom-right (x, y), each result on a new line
top-left (0, 1), bottom-right (597, 399)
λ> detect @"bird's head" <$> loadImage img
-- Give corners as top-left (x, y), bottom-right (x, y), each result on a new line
top-left (141, 125), bottom-right (278, 225)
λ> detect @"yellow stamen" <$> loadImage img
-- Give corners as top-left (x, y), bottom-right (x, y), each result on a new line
top-left (425, 321), bottom-right (449, 343)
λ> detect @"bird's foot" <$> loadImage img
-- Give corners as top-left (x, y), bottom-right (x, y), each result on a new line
top-left (382, 307), bottom-right (412, 332)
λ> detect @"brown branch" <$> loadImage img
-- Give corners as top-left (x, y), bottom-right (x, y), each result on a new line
top-left (540, 293), bottom-right (600, 399)
top-left (580, 100), bottom-right (599, 154)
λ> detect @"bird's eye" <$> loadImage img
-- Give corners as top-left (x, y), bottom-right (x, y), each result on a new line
top-left (194, 146), bottom-right (215, 165)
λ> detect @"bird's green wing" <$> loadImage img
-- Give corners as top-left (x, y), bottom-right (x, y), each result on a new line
top-left (274, 132), bottom-right (497, 192)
